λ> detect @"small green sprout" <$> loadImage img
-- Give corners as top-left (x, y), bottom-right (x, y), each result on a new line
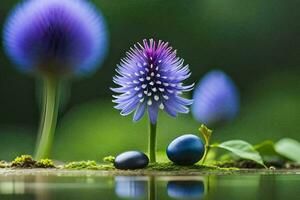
top-left (199, 124), bottom-right (213, 164)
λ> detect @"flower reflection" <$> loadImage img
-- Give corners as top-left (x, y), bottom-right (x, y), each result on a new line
top-left (167, 180), bottom-right (205, 199)
top-left (115, 176), bottom-right (147, 199)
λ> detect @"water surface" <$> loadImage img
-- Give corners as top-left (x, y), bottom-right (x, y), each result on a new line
top-left (0, 174), bottom-right (299, 200)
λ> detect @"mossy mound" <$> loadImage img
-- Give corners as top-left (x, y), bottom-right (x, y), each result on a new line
top-left (103, 156), bottom-right (115, 163)
top-left (0, 161), bottom-right (10, 168)
top-left (11, 155), bottom-right (36, 168)
top-left (11, 155), bottom-right (55, 168)
top-left (36, 159), bottom-right (55, 168)
top-left (146, 162), bottom-right (222, 171)
top-left (64, 161), bottom-right (115, 170)
top-left (62, 161), bottom-right (234, 172)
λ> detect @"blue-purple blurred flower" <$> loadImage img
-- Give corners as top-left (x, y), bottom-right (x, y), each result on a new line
top-left (192, 70), bottom-right (240, 126)
top-left (3, 0), bottom-right (108, 159)
top-left (3, 0), bottom-right (108, 76)
top-left (112, 39), bottom-right (194, 125)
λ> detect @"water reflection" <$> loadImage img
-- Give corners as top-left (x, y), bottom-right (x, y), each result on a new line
top-left (114, 176), bottom-right (206, 200)
top-left (0, 176), bottom-right (27, 195)
top-left (0, 175), bottom-right (207, 200)
top-left (115, 176), bottom-right (147, 199)
top-left (0, 174), bottom-right (300, 200)
top-left (167, 180), bottom-right (205, 199)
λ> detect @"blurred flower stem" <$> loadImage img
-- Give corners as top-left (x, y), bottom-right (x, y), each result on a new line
top-left (149, 122), bottom-right (157, 163)
top-left (35, 75), bottom-right (61, 159)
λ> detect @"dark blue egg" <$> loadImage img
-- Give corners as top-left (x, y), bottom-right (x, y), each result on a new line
top-left (114, 151), bottom-right (149, 170)
top-left (167, 134), bottom-right (205, 165)
top-left (167, 180), bottom-right (205, 199)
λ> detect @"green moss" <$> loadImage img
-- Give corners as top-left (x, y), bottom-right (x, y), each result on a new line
top-left (10, 155), bottom-right (55, 169)
top-left (87, 164), bottom-right (115, 170)
top-left (103, 156), bottom-right (115, 164)
top-left (64, 160), bottom-right (115, 170)
top-left (11, 155), bottom-right (36, 168)
top-left (8, 155), bottom-right (290, 173)
top-left (64, 161), bottom-right (98, 170)
top-left (0, 161), bottom-right (10, 168)
top-left (61, 161), bottom-right (237, 172)
top-left (36, 159), bottom-right (55, 168)
top-left (146, 162), bottom-right (234, 172)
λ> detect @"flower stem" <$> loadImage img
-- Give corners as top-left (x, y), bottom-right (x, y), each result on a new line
top-left (148, 122), bottom-right (157, 163)
top-left (35, 75), bottom-right (60, 160)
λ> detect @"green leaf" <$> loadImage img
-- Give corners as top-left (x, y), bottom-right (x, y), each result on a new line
top-left (254, 140), bottom-right (276, 155)
top-left (212, 140), bottom-right (266, 167)
top-left (254, 140), bottom-right (280, 160)
top-left (254, 140), bottom-right (288, 163)
top-left (275, 138), bottom-right (300, 163)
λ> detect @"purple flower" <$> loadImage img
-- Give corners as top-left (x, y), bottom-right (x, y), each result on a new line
top-left (192, 70), bottom-right (240, 126)
top-left (112, 39), bottom-right (194, 124)
top-left (3, 0), bottom-right (108, 76)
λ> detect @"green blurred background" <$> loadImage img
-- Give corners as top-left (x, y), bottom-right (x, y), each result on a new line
top-left (0, 0), bottom-right (299, 161)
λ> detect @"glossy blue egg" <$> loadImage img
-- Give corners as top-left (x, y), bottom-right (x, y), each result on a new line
top-left (114, 151), bottom-right (149, 170)
top-left (167, 134), bottom-right (205, 165)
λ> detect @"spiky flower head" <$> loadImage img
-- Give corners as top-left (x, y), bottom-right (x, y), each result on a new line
top-left (192, 70), bottom-right (240, 126)
top-left (3, 0), bottom-right (108, 76)
top-left (112, 39), bottom-right (194, 124)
